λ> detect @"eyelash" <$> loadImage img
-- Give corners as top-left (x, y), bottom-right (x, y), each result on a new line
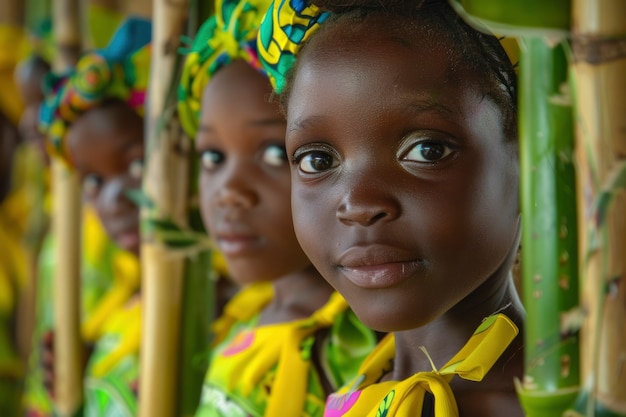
top-left (198, 144), bottom-right (289, 172)
top-left (293, 143), bottom-right (340, 174)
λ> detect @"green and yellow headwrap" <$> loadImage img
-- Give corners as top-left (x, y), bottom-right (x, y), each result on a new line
top-left (39, 17), bottom-right (152, 165)
top-left (257, 0), bottom-right (519, 94)
top-left (177, 0), bottom-right (273, 138)
top-left (257, 0), bottom-right (329, 94)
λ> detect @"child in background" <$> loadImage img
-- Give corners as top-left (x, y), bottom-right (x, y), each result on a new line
top-left (177, 1), bottom-right (378, 415)
top-left (37, 17), bottom-right (150, 416)
top-left (258, 0), bottom-right (525, 415)
top-left (16, 49), bottom-right (135, 417)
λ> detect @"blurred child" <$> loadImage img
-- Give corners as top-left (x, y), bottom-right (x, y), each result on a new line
top-left (178, 1), bottom-right (378, 415)
top-left (36, 17), bottom-right (150, 416)
top-left (258, 0), bottom-right (525, 415)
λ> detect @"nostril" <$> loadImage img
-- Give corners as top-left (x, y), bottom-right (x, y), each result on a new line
top-left (368, 212), bottom-right (388, 225)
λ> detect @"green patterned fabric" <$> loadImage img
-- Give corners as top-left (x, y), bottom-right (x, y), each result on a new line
top-left (177, 0), bottom-right (272, 139)
top-left (38, 17), bottom-right (151, 166)
top-left (256, 0), bottom-right (329, 93)
top-left (195, 288), bottom-right (377, 417)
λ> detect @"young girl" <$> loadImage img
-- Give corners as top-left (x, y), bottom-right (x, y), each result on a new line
top-left (177, 1), bottom-right (378, 415)
top-left (37, 17), bottom-right (150, 416)
top-left (258, 0), bottom-right (525, 415)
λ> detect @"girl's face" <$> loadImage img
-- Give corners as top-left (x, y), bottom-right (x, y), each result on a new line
top-left (285, 15), bottom-right (520, 332)
top-left (197, 60), bottom-right (311, 285)
top-left (67, 104), bottom-right (144, 255)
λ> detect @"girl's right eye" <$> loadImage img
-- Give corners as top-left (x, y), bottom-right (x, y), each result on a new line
top-left (295, 150), bottom-right (339, 174)
top-left (199, 150), bottom-right (225, 171)
top-left (83, 174), bottom-right (103, 198)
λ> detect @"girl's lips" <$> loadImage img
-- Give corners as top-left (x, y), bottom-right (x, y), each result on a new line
top-left (338, 245), bottom-right (425, 289)
top-left (340, 261), bottom-right (423, 289)
top-left (116, 230), bottom-right (140, 252)
top-left (217, 235), bottom-right (263, 256)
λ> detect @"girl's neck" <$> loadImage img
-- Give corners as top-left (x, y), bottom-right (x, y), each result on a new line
top-left (258, 265), bottom-right (334, 326)
top-left (389, 273), bottom-right (524, 381)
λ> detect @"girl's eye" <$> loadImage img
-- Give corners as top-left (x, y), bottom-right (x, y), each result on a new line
top-left (297, 151), bottom-right (338, 174)
top-left (262, 144), bottom-right (288, 167)
top-left (200, 150), bottom-right (224, 171)
top-left (404, 141), bottom-right (452, 163)
top-left (129, 158), bottom-right (144, 180)
top-left (83, 174), bottom-right (103, 198)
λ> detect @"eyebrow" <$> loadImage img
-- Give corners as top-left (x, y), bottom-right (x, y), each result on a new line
top-left (288, 115), bottom-right (327, 132)
top-left (289, 100), bottom-right (455, 133)
top-left (199, 117), bottom-right (286, 133)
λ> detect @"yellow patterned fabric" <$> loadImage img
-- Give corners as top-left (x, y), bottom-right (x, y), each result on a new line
top-left (0, 173), bottom-right (30, 417)
top-left (82, 250), bottom-right (141, 344)
top-left (256, 0), bottom-right (328, 93)
top-left (178, 0), bottom-right (272, 138)
top-left (197, 288), bottom-right (377, 417)
top-left (257, 0), bottom-right (519, 94)
top-left (324, 314), bottom-right (518, 417)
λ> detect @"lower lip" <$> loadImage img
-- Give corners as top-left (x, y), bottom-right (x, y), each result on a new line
top-left (217, 237), bottom-right (261, 256)
top-left (340, 261), bottom-right (423, 289)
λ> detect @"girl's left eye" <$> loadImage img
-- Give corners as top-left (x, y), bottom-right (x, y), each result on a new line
top-left (262, 144), bottom-right (288, 167)
top-left (129, 159), bottom-right (144, 180)
top-left (200, 150), bottom-right (224, 171)
top-left (296, 151), bottom-right (338, 174)
top-left (403, 141), bottom-right (453, 163)
top-left (83, 174), bottom-right (103, 198)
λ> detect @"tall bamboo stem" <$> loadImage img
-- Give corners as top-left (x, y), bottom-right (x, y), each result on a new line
top-left (139, 0), bottom-right (189, 415)
top-left (567, 1), bottom-right (626, 416)
top-left (50, 1), bottom-right (84, 416)
top-left (516, 37), bottom-right (580, 417)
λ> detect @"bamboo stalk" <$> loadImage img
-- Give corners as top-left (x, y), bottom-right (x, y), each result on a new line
top-left (50, 1), bottom-right (84, 416)
top-left (515, 36), bottom-right (580, 417)
top-left (176, 3), bottom-right (216, 415)
top-left (566, 1), bottom-right (626, 416)
top-left (138, 0), bottom-right (190, 415)
top-left (449, 0), bottom-right (570, 37)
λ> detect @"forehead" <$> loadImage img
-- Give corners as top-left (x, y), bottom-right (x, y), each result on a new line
top-left (67, 107), bottom-right (143, 169)
top-left (288, 13), bottom-right (484, 122)
top-left (201, 61), bottom-right (275, 115)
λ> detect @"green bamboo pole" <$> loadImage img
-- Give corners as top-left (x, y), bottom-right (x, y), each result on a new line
top-left (50, 0), bottom-right (84, 416)
top-left (176, 3), bottom-right (216, 415)
top-left (138, 0), bottom-right (189, 415)
top-left (451, 2), bottom-right (582, 416)
top-left (450, 0), bottom-right (570, 36)
top-left (566, 1), bottom-right (626, 416)
top-left (516, 37), bottom-right (580, 417)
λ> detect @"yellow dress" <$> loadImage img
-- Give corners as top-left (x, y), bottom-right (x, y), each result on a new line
top-left (196, 285), bottom-right (378, 417)
top-left (0, 182), bottom-right (30, 417)
top-left (324, 314), bottom-right (518, 417)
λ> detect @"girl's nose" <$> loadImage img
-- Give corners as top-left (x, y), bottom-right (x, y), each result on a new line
top-left (215, 166), bottom-right (259, 209)
top-left (99, 176), bottom-right (135, 214)
top-left (336, 170), bottom-right (401, 227)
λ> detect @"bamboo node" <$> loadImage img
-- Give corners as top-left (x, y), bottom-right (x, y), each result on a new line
top-left (572, 34), bottom-right (626, 65)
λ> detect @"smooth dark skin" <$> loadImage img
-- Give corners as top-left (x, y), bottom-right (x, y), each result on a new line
top-left (67, 102), bottom-right (144, 256)
top-left (197, 60), bottom-right (333, 325)
top-left (285, 13), bottom-right (524, 416)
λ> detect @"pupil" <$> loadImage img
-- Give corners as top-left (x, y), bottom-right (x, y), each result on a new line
top-left (421, 143), bottom-right (443, 161)
top-left (311, 155), bottom-right (331, 171)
